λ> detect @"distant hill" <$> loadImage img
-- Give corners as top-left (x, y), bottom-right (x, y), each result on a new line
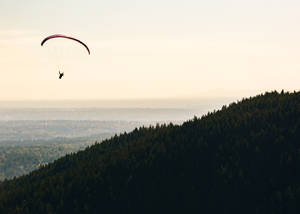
top-left (0, 120), bottom-right (149, 180)
top-left (0, 91), bottom-right (299, 214)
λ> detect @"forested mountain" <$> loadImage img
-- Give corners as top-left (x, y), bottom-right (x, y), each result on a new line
top-left (0, 91), bottom-right (299, 214)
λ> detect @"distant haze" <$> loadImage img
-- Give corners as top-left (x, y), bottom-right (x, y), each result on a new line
top-left (0, 97), bottom-right (234, 108)
top-left (0, 98), bottom-right (235, 121)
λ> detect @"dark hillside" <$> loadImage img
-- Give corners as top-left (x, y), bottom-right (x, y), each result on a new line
top-left (0, 91), bottom-right (299, 214)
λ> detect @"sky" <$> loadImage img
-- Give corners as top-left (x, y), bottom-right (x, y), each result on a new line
top-left (0, 0), bottom-right (300, 101)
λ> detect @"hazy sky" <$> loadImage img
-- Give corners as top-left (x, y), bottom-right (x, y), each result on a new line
top-left (1, 0), bottom-right (299, 100)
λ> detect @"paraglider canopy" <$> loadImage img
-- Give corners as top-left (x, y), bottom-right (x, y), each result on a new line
top-left (41, 34), bottom-right (90, 55)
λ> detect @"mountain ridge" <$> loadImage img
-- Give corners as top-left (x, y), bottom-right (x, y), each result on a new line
top-left (0, 90), bottom-right (299, 214)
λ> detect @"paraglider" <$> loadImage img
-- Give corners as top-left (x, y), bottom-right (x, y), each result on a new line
top-left (58, 71), bottom-right (64, 79)
top-left (41, 34), bottom-right (90, 79)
